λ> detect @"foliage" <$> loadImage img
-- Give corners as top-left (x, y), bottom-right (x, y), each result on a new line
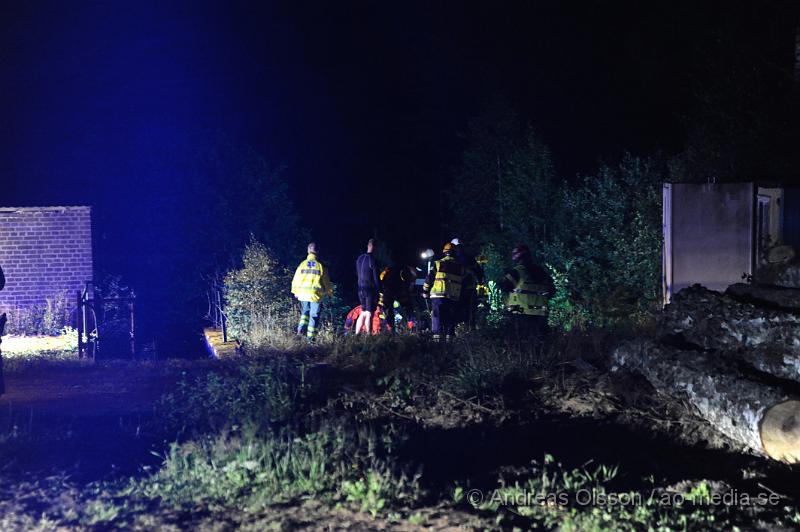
top-left (61, 326), bottom-right (79, 351)
top-left (448, 103), bottom-right (664, 329)
top-left (223, 239), bottom-right (295, 345)
top-left (134, 428), bottom-right (343, 510)
top-left (92, 276), bottom-right (135, 344)
top-left (0, 351), bottom-right (89, 375)
top-left (543, 155), bottom-right (663, 328)
top-left (221, 238), bottom-right (348, 348)
top-left (342, 471), bottom-right (388, 517)
top-left (446, 331), bottom-right (556, 398)
top-left (474, 455), bottom-right (761, 531)
top-left (125, 422), bottom-right (421, 515)
top-left (448, 97), bottom-right (557, 254)
top-left (5, 290), bottom-right (71, 336)
top-left (95, 275), bottom-right (132, 300)
top-left (327, 333), bottom-right (438, 376)
top-left (543, 262), bottom-right (586, 330)
top-left (446, 94), bottom-right (527, 246)
top-left (319, 282), bottom-right (353, 335)
top-left (157, 356), bottom-right (300, 435)
top-left (376, 374), bottom-right (416, 410)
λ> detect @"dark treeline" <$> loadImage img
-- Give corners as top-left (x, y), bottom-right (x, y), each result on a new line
top-left (102, 1), bottom-right (800, 338)
top-left (2, 1), bottom-right (799, 343)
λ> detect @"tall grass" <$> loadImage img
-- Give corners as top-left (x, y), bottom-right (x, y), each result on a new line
top-left (126, 422), bottom-right (422, 515)
top-left (158, 355), bottom-right (302, 435)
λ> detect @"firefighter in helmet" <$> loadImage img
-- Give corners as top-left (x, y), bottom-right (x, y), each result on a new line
top-left (291, 242), bottom-right (333, 343)
top-left (498, 245), bottom-right (554, 339)
top-left (422, 242), bottom-right (465, 341)
top-left (450, 238), bottom-right (485, 330)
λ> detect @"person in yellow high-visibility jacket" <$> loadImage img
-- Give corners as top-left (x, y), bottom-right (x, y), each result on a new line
top-left (422, 243), bottom-right (465, 342)
top-left (498, 244), bottom-right (554, 341)
top-left (291, 242), bottom-right (333, 342)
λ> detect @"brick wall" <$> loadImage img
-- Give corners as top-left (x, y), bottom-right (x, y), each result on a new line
top-left (0, 206), bottom-right (93, 313)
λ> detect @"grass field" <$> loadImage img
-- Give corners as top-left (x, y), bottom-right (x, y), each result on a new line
top-left (2, 328), bottom-right (799, 530)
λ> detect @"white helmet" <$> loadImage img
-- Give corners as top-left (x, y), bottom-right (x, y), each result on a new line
top-left (450, 238), bottom-right (461, 246)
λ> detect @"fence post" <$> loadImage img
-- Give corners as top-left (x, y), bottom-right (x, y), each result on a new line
top-left (76, 290), bottom-right (83, 358)
top-left (219, 288), bottom-right (228, 343)
top-left (215, 288), bottom-right (222, 328)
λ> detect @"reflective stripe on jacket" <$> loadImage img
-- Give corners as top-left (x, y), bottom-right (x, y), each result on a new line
top-left (292, 253), bottom-right (333, 302)
top-left (505, 264), bottom-right (549, 316)
top-left (424, 256), bottom-right (465, 301)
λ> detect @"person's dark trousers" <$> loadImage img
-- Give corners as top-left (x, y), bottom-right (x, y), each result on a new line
top-left (297, 301), bottom-right (321, 342)
top-left (444, 301), bottom-right (457, 338)
top-left (511, 314), bottom-right (548, 344)
top-left (431, 298), bottom-right (457, 341)
top-left (358, 289), bottom-right (378, 313)
top-left (459, 290), bottom-right (478, 329)
top-left (454, 296), bottom-right (467, 325)
top-left (384, 295), bottom-right (397, 332)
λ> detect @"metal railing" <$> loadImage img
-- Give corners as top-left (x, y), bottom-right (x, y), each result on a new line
top-left (208, 283), bottom-right (229, 343)
top-left (76, 282), bottom-right (136, 358)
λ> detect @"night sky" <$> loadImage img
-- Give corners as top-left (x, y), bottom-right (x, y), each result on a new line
top-left (1, 1), bottom-right (798, 334)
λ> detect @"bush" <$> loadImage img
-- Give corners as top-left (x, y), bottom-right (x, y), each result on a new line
top-left (543, 155), bottom-right (663, 328)
top-left (447, 104), bottom-right (664, 330)
top-left (223, 239), bottom-right (295, 346)
top-left (5, 291), bottom-right (72, 336)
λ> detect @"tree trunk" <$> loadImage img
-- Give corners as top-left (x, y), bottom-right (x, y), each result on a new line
top-left (726, 282), bottom-right (800, 311)
top-left (613, 339), bottom-right (800, 463)
top-left (661, 285), bottom-right (800, 383)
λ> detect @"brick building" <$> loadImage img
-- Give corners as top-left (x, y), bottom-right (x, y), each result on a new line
top-left (0, 206), bottom-right (93, 315)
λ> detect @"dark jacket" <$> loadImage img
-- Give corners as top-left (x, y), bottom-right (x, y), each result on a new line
top-left (381, 266), bottom-right (414, 297)
top-left (455, 252), bottom-right (485, 290)
top-left (356, 253), bottom-right (380, 293)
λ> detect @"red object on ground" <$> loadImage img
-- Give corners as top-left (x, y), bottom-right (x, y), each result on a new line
top-left (344, 305), bottom-right (390, 335)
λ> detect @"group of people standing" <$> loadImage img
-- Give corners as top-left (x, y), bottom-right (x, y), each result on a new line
top-left (290, 238), bottom-right (554, 343)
